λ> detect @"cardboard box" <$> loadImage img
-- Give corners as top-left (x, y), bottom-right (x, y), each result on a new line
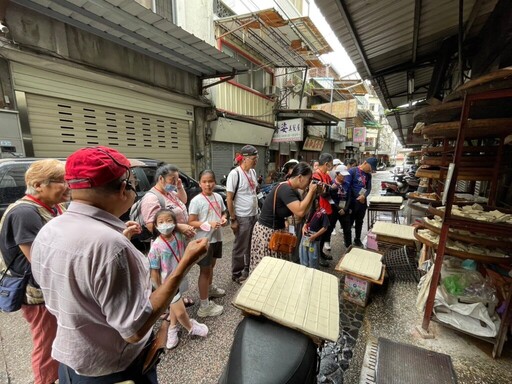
top-left (343, 274), bottom-right (371, 307)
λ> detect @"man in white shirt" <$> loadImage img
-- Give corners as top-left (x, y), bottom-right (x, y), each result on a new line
top-left (226, 145), bottom-right (259, 283)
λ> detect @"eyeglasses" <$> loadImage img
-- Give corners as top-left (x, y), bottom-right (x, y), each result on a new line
top-left (48, 180), bottom-right (67, 185)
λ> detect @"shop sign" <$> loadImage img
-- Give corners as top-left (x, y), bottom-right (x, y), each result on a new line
top-left (353, 127), bottom-right (366, 143)
top-left (302, 137), bottom-right (325, 151)
top-left (273, 118), bottom-right (304, 142)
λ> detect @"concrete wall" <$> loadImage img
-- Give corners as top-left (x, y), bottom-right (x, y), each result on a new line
top-left (6, 4), bottom-right (200, 98)
top-left (175, 0), bottom-right (216, 45)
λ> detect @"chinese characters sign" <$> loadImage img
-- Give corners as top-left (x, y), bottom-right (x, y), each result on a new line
top-left (302, 137), bottom-right (325, 151)
top-left (353, 127), bottom-right (366, 143)
top-left (273, 118), bottom-right (304, 142)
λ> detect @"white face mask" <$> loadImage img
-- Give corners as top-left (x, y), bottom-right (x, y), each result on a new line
top-left (157, 223), bottom-right (175, 235)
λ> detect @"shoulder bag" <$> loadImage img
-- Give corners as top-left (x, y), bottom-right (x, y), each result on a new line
top-left (268, 183), bottom-right (298, 255)
top-left (0, 257), bottom-right (29, 312)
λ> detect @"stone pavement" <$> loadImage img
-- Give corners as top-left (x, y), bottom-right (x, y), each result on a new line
top-left (2, 170), bottom-right (511, 383)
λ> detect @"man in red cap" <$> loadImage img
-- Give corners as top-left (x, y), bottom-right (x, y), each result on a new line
top-left (31, 146), bottom-right (207, 383)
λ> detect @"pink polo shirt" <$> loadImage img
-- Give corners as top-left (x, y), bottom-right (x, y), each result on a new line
top-left (31, 202), bottom-right (153, 376)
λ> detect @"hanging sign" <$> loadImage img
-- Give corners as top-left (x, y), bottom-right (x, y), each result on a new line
top-left (302, 137), bottom-right (325, 151)
top-left (273, 118), bottom-right (304, 142)
top-left (353, 127), bottom-right (367, 143)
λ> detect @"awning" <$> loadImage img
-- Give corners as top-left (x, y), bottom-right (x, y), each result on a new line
top-left (215, 8), bottom-right (332, 68)
top-left (12, 0), bottom-right (248, 77)
top-left (277, 109), bottom-right (340, 126)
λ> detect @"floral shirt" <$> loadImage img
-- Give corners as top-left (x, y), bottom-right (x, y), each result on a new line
top-left (147, 232), bottom-right (186, 281)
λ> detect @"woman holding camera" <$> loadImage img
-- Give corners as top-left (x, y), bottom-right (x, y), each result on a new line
top-left (249, 162), bottom-right (317, 272)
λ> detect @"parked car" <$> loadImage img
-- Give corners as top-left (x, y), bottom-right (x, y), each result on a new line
top-left (0, 157), bottom-right (226, 219)
top-left (129, 158), bottom-right (227, 206)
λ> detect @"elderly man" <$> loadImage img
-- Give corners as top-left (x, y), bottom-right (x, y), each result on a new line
top-left (31, 146), bottom-right (207, 383)
top-left (346, 157), bottom-right (377, 247)
top-left (226, 144), bottom-right (259, 284)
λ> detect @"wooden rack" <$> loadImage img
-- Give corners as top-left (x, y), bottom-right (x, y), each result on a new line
top-left (418, 88), bottom-right (512, 358)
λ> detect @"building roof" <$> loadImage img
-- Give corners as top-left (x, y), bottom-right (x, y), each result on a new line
top-left (315, 0), bottom-right (499, 144)
top-left (12, 0), bottom-right (248, 77)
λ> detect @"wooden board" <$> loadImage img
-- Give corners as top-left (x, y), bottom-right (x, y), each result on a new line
top-left (413, 227), bottom-right (512, 264)
top-left (413, 101), bottom-right (463, 124)
top-left (444, 67), bottom-right (512, 102)
top-left (421, 156), bottom-right (495, 167)
top-left (421, 219), bottom-right (512, 250)
top-left (415, 167), bottom-right (493, 181)
top-left (422, 118), bottom-right (512, 139)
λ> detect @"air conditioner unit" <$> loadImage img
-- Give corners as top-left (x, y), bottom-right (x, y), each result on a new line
top-left (264, 86), bottom-right (280, 97)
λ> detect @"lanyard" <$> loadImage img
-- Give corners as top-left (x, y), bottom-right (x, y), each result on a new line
top-left (202, 193), bottom-right (222, 219)
top-left (24, 195), bottom-right (63, 217)
top-left (357, 167), bottom-right (367, 188)
top-left (155, 187), bottom-right (180, 206)
top-left (160, 234), bottom-right (181, 264)
top-left (241, 168), bottom-right (255, 191)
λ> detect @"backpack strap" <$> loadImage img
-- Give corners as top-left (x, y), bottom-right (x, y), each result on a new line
top-left (232, 168), bottom-right (240, 201)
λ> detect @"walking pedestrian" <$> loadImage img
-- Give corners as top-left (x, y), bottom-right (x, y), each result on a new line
top-left (226, 145), bottom-right (259, 284)
top-left (31, 146), bottom-right (207, 383)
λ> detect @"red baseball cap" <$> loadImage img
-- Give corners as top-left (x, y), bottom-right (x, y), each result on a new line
top-left (65, 146), bottom-right (130, 189)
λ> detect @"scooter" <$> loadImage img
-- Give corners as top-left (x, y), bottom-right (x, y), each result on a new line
top-left (219, 315), bottom-right (319, 383)
top-left (381, 172), bottom-right (412, 197)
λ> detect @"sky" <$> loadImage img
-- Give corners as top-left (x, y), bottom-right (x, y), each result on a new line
top-left (224, 0), bottom-right (358, 78)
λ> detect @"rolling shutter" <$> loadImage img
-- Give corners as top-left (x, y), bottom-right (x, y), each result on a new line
top-left (25, 94), bottom-right (193, 174)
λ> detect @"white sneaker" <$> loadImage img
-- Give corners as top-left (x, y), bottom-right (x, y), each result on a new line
top-left (208, 285), bottom-right (226, 298)
top-left (188, 319), bottom-right (208, 337)
top-left (166, 325), bottom-right (179, 349)
top-left (324, 242), bottom-right (331, 251)
top-left (332, 229), bottom-right (337, 236)
top-left (197, 301), bottom-right (224, 318)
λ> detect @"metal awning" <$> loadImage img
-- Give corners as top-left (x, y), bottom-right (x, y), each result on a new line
top-left (12, 0), bottom-right (248, 77)
top-left (315, 0), bottom-right (499, 145)
top-left (277, 109), bottom-right (340, 126)
top-left (215, 8), bottom-right (332, 68)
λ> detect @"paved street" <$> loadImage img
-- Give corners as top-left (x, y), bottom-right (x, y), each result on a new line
top-left (0, 221), bottom-right (350, 384)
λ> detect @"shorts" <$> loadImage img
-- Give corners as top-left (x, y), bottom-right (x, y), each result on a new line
top-left (198, 241), bottom-right (223, 267)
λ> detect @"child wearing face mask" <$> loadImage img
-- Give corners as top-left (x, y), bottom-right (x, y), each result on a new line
top-left (147, 209), bottom-right (208, 349)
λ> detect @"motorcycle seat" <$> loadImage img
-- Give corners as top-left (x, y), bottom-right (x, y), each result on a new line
top-left (219, 315), bottom-right (318, 384)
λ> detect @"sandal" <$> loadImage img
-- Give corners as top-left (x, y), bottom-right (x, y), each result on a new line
top-left (183, 297), bottom-right (195, 308)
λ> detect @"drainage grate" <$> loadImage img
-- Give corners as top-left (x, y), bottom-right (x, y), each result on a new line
top-left (360, 339), bottom-right (379, 384)
top-left (375, 338), bottom-right (457, 384)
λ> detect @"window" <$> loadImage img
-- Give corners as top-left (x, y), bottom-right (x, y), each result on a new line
top-left (221, 44), bottom-right (273, 94)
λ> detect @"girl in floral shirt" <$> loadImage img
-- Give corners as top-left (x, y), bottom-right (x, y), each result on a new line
top-left (148, 209), bottom-right (208, 349)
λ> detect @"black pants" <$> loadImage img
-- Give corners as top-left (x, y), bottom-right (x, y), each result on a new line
top-left (349, 201), bottom-right (367, 242)
top-left (324, 204), bottom-right (352, 247)
top-left (58, 337), bottom-right (158, 384)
